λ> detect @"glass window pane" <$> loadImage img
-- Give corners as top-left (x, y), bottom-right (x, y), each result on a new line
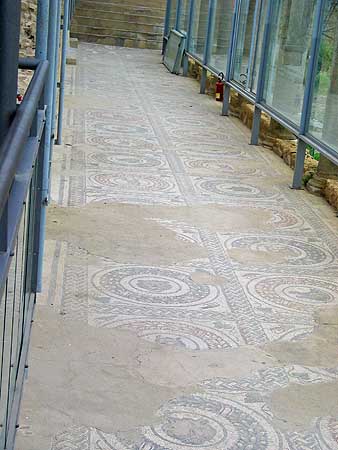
top-left (179, 0), bottom-right (190, 33)
top-left (209, 0), bottom-right (235, 71)
top-left (169, 0), bottom-right (178, 30)
top-left (232, 0), bottom-right (257, 87)
top-left (263, 0), bottom-right (318, 125)
top-left (251, 0), bottom-right (268, 92)
top-left (309, 0), bottom-right (338, 151)
top-left (190, 0), bottom-right (210, 60)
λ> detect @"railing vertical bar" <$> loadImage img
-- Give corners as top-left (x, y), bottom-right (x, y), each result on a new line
top-left (51, 0), bottom-right (62, 142)
top-left (56, 0), bottom-right (70, 145)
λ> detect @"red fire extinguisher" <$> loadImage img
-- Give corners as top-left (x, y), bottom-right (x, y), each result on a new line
top-left (216, 72), bottom-right (225, 102)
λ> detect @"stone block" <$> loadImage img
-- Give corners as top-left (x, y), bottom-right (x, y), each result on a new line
top-left (70, 38), bottom-right (78, 49)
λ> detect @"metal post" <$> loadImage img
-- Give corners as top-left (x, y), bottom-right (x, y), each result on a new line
top-left (51, 0), bottom-right (62, 141)
top-left (292, 0), bottom-right (326, 189)
top-left (222, 0), bottom-right (241, 116)
top-left (175, 0), bottom-right (183, 30)
top-left (56, 0), bottom-right (70, 145)
top-left (200, 0), bottom-right (216, 94)
top-left (183, 0), bottom-right (195, 76)
top-left (31, 0), bottom-right (49, 292)
top-left (36, 0), bottom-right (59, 291)
top-left (36, 0), bottom-right (50, 60)
top-left (163, 0), bottom-right (172, 54)
top-left (250, 0), bottom-right (273, 145)
top-left (0, 0), bottom-right (22, 145)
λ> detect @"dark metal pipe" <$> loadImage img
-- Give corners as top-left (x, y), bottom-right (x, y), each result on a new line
top-left (0, 61), bottom-right (49, 217)
top-left (18, 57), bottom-right (41, 70)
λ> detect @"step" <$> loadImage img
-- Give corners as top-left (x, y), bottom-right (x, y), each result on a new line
top-left (71, 23), bottom-right (163, 41)
top-left (75, 8), bottom-right (164, 25)
top-left (72, 16), bottom-right (163, 34)
top-left (71, 31), bottom-right (162, 49)
top-left (76, 0), bottom-right (166, 15)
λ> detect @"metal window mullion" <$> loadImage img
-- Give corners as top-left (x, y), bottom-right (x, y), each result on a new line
top-left (247, 0), bottom-right (262, 90)
top-left (250, 0), bottom-right (273, 145)
top-left (183, 0), bottom-right (195, 75)
top-left (223, 0), bottom-right (242, 115)
top-left (163, 0), bottom-right (172, 53)
top-left (200, 0), bottom-right (216, 94)
top-left (292, 0), bottom-right (326, 189)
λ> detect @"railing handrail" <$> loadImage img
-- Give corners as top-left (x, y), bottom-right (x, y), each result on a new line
top-left (0, 58), bottom-right (48, 219)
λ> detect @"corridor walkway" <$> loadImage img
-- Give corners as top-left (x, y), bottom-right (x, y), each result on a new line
top-left (17, 43), bottom-right (338, 450)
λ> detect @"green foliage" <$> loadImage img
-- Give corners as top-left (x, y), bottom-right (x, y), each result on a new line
top-left (320, 39), bottom-right (334, 73)
top-left (307, 145), bottom-right (320, 161)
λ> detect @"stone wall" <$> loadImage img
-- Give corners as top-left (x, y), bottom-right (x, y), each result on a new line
top-left (18, 0), bottom-right (37, 94)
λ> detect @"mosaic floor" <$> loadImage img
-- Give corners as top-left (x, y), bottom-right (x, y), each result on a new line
top-left (16, 44), bottom-right (338, 450)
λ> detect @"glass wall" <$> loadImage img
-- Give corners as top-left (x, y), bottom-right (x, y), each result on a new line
top-left (309, 0), bottom-right (338, 152)
top-left (209, 0), bottom-right (234, 71)
top-left (262, 0), bottom-right (318, 125)
top-left (167, 0), bottom-right (338, 163)
top-left (190, 0), bottom-right (210, 60)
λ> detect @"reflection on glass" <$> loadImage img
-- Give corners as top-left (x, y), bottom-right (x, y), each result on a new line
top-left (209, 0), bottom-right (234, 71)
top-left (179, 0), bottom-right (190, 33)
top-left (233, 0), bottom-right (257, 87)
top-left (263, 0), bottom-right (318, 125)
top-left (190, 0), bottom-right (210, 60)
top-left (251, 0), bottom-right (268, 92)
top-left (309, 0), bottom-right (338, 151)
top-left (169, 0), bottom-right (178, 31)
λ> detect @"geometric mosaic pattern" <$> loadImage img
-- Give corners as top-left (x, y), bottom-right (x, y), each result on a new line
top-left (31, 43), bottom-right (338, 450)
top-left (52, 365), bottom-right (338, 449)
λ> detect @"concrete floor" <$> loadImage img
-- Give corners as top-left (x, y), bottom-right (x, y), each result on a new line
top-left (16, 43), bottom-right (338, 450)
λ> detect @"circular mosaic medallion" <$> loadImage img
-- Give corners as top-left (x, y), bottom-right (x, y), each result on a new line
top-left (248, 275), bottom-right (338, 310)
top-left (115, 319), bottom-right (237, 350)
top-left (143, 395), bottom-right (281, 450)
top-left (318, 417), bottom-right (338, 449)
top-left (226, 236), bottom-right (334, 266)
top-left (92, 266), bottom-right (220, 308)
top-left (90, 173), bottom-right (174, 192)
top-left (86, 134), bottom-right (159, 150)
top-left (184, 159), bottom-right (263, 176)
top-left (88, 152), bottom-right (166, 169)
top-left (196, 179), bottom-right (278, 199)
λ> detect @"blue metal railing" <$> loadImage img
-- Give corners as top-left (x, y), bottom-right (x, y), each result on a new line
top-left (0, 0), bottom-right (77, 446)
top-left (165, 0), bottom-right (338, 189)
top-left (0, 57), bottom-right (48, 449)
